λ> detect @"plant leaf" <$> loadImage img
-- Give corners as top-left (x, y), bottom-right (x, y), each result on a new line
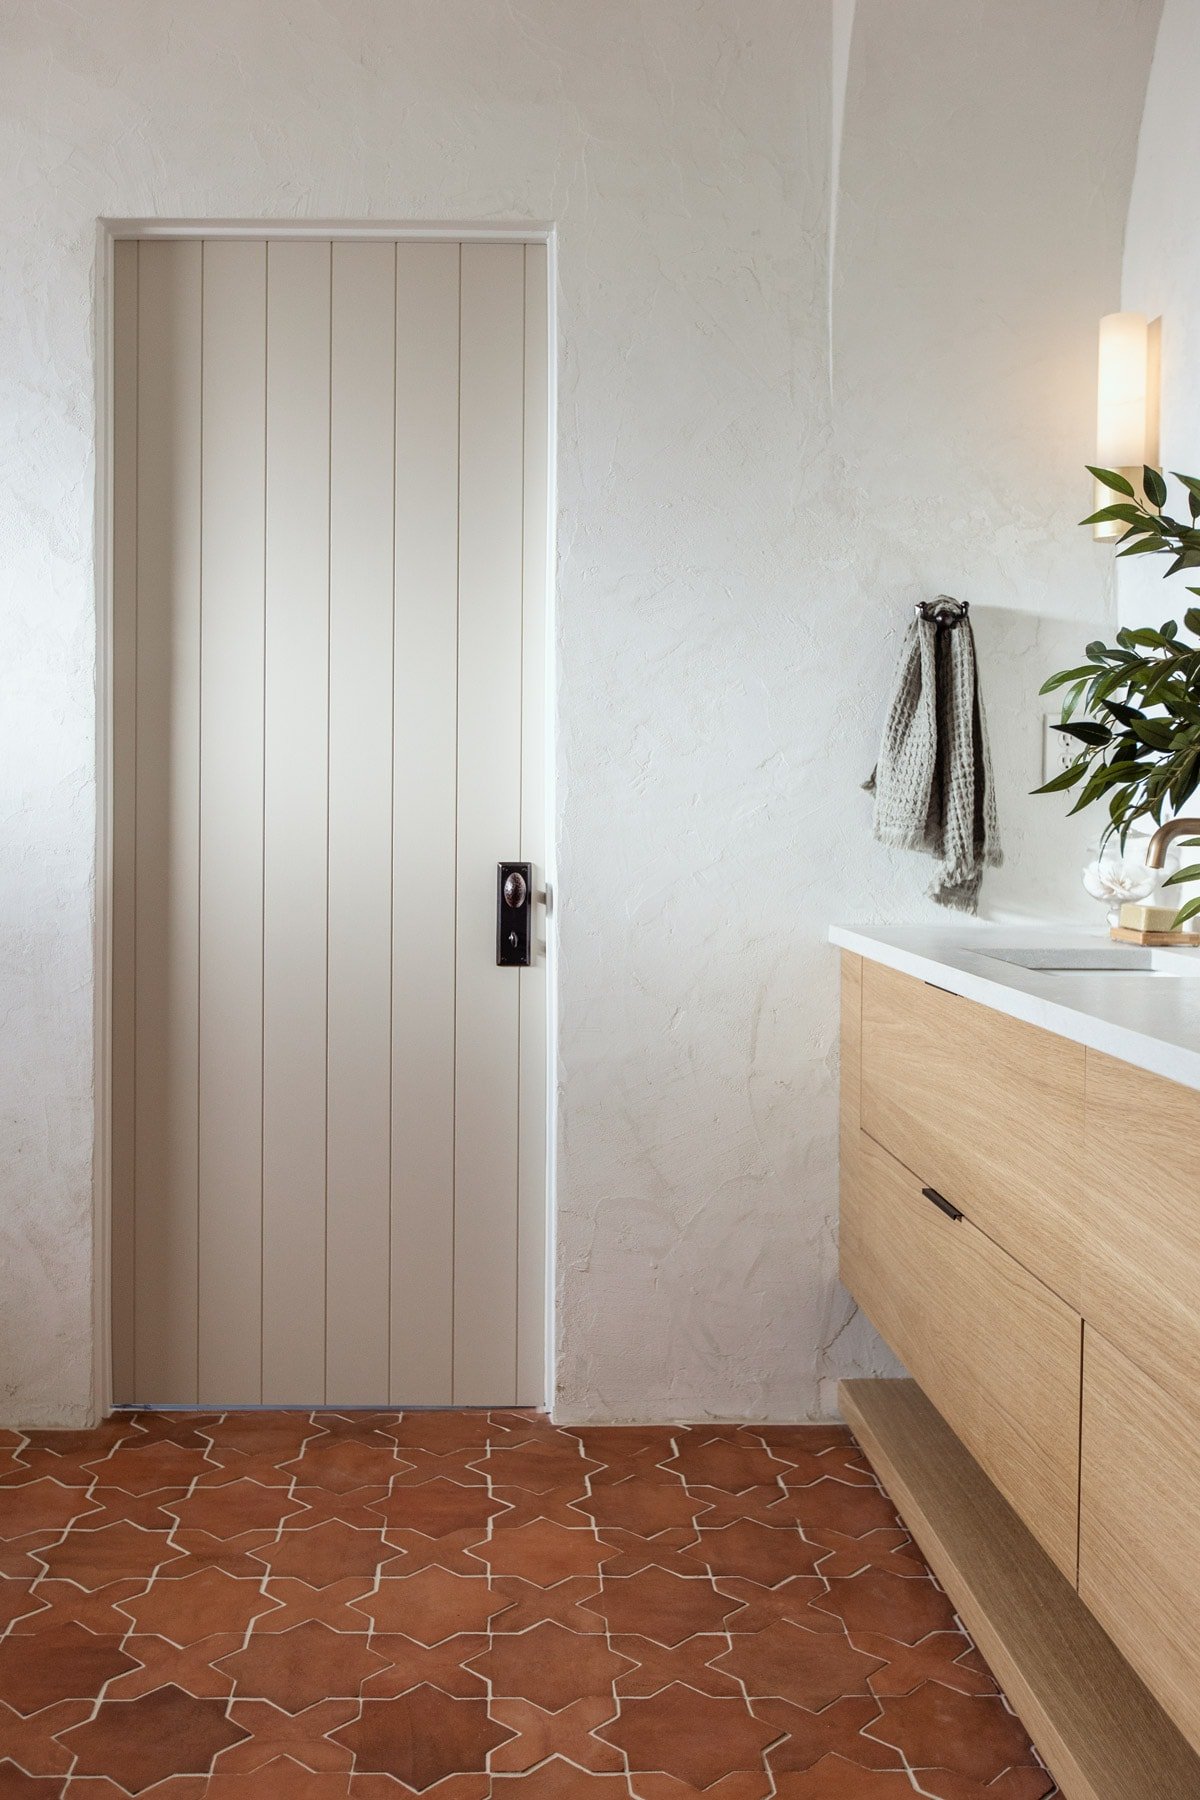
top-left (1169, 895), bottom-right (1200, 929)
top-left (1117, 537), bottom-right (1167, 557)
top-left (1032, 762), bottom-right (1086, 795)
top-left (1144, 465), bottom-right (1169, 508)
top-left (1080, 503), bottom-right (1149, 527)
top-left (1087, 465), bottom-right (1136, 498)
top-left (1161, 863), bottom-right (1200, 889)
top-left (1053, 720), bottom-right (1112, 745)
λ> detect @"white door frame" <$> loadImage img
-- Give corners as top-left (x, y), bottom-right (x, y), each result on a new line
top-left (92, 218), bottom-right (557, 1418)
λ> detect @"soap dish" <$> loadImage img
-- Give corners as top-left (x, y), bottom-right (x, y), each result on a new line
top-left (1110, 925), bottom-right (1200, 947)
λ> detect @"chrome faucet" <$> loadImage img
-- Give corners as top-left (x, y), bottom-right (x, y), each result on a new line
top-left (1145, 818), bottom-right (1200, 869)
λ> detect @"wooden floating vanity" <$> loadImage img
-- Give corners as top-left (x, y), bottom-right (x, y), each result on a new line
top-left (833, 928), bottom-right (1200, 1800)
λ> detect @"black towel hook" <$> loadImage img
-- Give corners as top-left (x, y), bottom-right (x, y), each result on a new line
top-left (916, 595), bottom-right (969, 628)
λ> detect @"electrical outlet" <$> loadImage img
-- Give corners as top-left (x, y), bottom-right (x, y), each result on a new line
top-left (1042, 712), bottom-right (1077, 785)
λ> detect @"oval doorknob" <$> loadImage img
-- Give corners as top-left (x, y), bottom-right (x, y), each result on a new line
top-left (503, 871), bottom-right (528, 910)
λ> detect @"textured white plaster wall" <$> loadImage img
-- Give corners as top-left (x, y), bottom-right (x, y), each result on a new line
top-left (1119, 0), bottom-right (1200, 633)
top-left (0, 0), bottom-right (1159, 1427)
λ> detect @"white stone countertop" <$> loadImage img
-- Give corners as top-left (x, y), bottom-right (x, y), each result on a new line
top-left (829, 922), bottom-right (1200, 1093)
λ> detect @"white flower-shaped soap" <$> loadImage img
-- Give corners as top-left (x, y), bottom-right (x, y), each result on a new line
top-left (1081, 857), bottom-right (1157, 903)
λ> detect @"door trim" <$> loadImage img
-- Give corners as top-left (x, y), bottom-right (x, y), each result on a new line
top-left (92, 219), bottom-right (557, 1419)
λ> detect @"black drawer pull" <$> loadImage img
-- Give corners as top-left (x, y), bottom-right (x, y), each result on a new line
top-left (922, 1186), bottom-right (963, 1222)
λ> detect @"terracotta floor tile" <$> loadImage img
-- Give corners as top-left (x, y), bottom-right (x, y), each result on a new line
top-left (488, 1575), bottom-right (606, 1635)
top-left (4, 1578), bottom-right (145, 1637)
top-left (859, 1630), bottom-right (999, 1699)
top-left (251, 1525), bottom-right (401, 1585)
top-left (574, 1483), bottom-right (705, 1538)
top-left (286, 1487), bottom-right (392, 1529)
top-left (118, 1569), bottom-right (280, 1643)
top-left (360, 1632), bottom-right (489, 1698)
top-left (64, 1487), bottom-right (188, 1532)
top-left (0, 1765), bottom-right (66, 1796)
top-left (204, 1760), bottom-right (352, 1799)
top-left (809, 1526), bottom-right (927, 1581)
top-left (594, 1530), bottom-right (706, 1579)
top-left (679, 1520), bottom-right (823, 1585)
top-left (158, 1527), bottom-right (278, 1580)
top-left (386, 1448), bottom-right (491, 1489)
top-left (201, 1414), bottom-right (318, 1455)
top-left (255, 1577), bottom-right (375, 1633)
top-left (919, 1770), bottom-right (1057, 1800)
top-left (218, 1698), bottom-right (358, 1772)
top-left (870, 1682), bottom-right (1043, 1783)
top-left (216, 1622), bottom-right (390, 1710)
top-left (489, 1696), bottom-right (624, 1773)
top-left (102, 1632), bottom-right (244, 1700)
top-left (487, 1486), bottom-right (596, 1530)
top-left (0, 1482), bottom-right (98, 1540)
top-left (764, 1479), bottom-right (902, 1536)
top-left (0, 1412), bottom-right (1056, 1797)
top-left (116, 1412), bottom-right (224, 1449)
top-left (349, 1568), bottom-right (514, 1642)
top-left (598, 1684), bottom-right (779, 1786)
top-left (166, 1482), bottom-right (307, 1539)
top-left (611, 1633), bottom-right (741, 1698)
top-left (0, 1699), bottom-right (92, 1777)
top-left (469, 1439), bottom-right (602, 1496)
top-left (0, 1582), bottom-right (39, 1632)
top-left (367, 1481), bottom-right (507, 1539)
top-left (278, 1440), bottom-right (416, 1493)
top-left (80, 1443), bottom-right (213, 1494)
top-left (566, 1427), bottom-right (681, 1472)
top-left (385, 1411), bottom-right (497, 1457)
top-left (331, 1687), bottom-right (514, 1788)
top-left (772, 1443), bottom-right (877, 1490)
top-left (659, 1439), bottom-right (787, 1493)
top-left (493, 1758), bottom-right (631, 1798)
top-left (715, 1620), bottom-right (885, 1708)
top-left (712, 1574), bottom-right (835, 1633)
top-left (380, 1527), bottom-right (505, 1577)
top-left (0, 1623), bottom-right (137, 1713)
top-left (470, 1520), bottom-right (614, 1585)
top-left (33, 1524), bottom-right (182, 1588)
top-left (814, 1570), bottom-right (958, 1645)
top-left (771, 1756), bottom-right (924, 1798)
top-left (753, 1696), bottom-right (899, 1773)
top-left (593, 1568), bottom-right (740, 1645)
top-left (757, 1425), bottom-right (855, 1452)
top-left (303, 1413), bottom-right (406, 1442)
top-left (629, 1776), bottom-right (775, 1800)
top-left (58, 1685), bottom-right (249, 1791)
top-left (466, 1623), bottom-right (632, 1708)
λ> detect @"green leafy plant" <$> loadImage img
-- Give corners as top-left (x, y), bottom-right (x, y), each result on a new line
top-left (1034, 464), bottom-right (1200, 927)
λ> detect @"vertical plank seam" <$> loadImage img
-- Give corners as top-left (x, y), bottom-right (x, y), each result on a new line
top-left (195, 239), bottom-right (205, 1405)
top-left (515, 245), bottom-right (528, 1405)
top-left (387, 241), bottom-right (398, 1401)
top-left (450, 242), bottom-right (463, 1403)
top-left (260, 240), bottom-right (269, 1405)
top-left (131, 239), bottom-right (140, 1401)
top-left (323, 242), bottom-right (334, 1407)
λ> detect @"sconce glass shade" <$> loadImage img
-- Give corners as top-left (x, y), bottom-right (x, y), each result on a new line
top-left (1095, 311), bottom-right (1150, 541)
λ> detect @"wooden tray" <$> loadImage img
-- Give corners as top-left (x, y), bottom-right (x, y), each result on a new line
top-left (1110, 925), bottom-right (1200, 947)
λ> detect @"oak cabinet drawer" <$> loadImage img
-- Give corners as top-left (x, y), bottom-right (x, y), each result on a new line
top-left (859, 961), bottom-right (1084, 1307)
top-left (1080, 1327), bottom-right (1200, 1757)
top-left (841, 1130), bottom-right (1082, 1581)
top-left (1082, 1052), bottom-right (1200, 1415)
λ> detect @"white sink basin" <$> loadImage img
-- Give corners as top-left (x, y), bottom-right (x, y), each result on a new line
top-left (979, 946), bottom-right (1200, 977)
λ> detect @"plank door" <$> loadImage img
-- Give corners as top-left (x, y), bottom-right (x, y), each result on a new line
top-left (110, 236), bottom-right (549, 1407)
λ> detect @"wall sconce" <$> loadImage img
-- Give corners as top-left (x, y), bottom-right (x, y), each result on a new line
top-left (1094, 311), bottom-right (1161, 540)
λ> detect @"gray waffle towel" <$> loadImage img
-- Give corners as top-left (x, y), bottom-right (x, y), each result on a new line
top-left (864, 600), bottom-right (1002, 912)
